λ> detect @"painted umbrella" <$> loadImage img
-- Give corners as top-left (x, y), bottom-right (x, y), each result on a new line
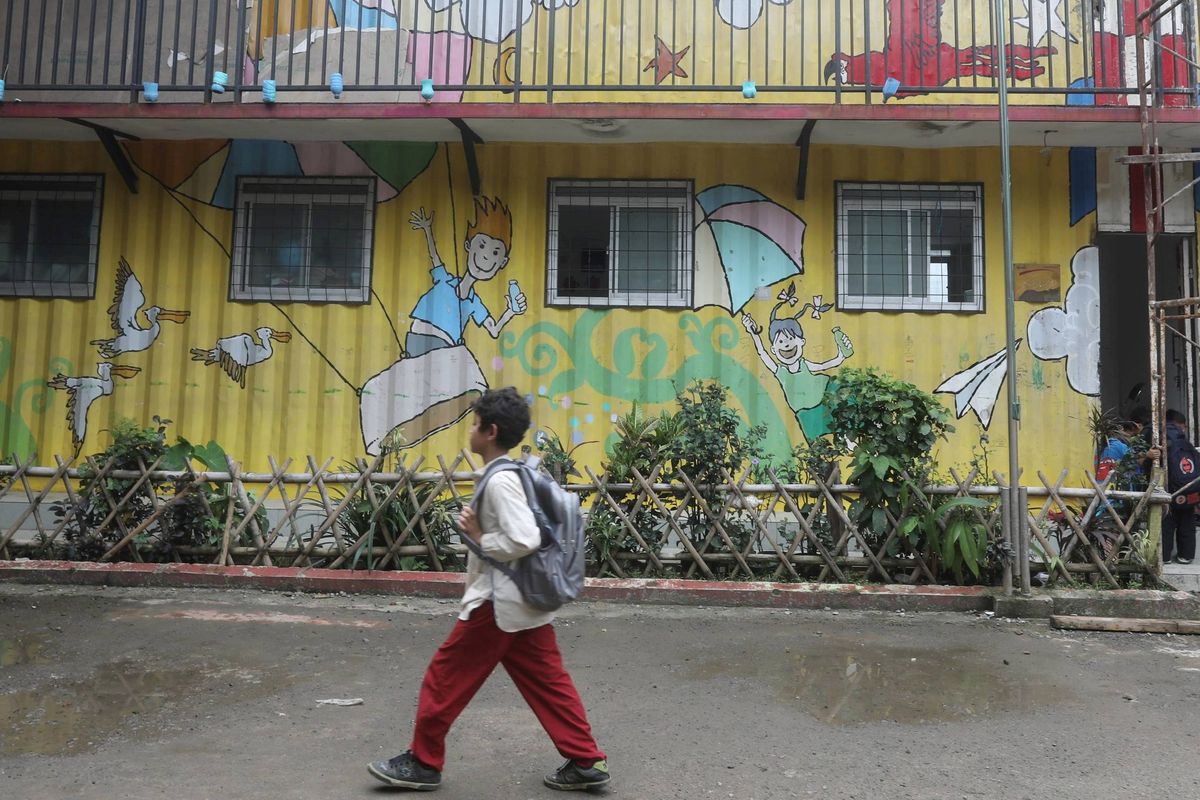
top-left (129, 139), bottom-right (437, 209)
top-left (693, 184), bottom-right (806, 313)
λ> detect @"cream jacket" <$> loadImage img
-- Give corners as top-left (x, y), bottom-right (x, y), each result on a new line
top-left (459, 458), bottom-right (554, 632)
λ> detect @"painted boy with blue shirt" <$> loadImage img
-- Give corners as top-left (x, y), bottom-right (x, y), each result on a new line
top-left (407, 197), bottom-right (527, 356)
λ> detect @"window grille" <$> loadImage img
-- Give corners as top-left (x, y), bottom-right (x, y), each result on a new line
top-left (547, 179), bottom-right (694, 308)
top-left (0, 174), bottom-right (103, 299)
top-left (231, 177), bottom-right (375, 303)
top-left (836, 182), bottom-right (984, 312)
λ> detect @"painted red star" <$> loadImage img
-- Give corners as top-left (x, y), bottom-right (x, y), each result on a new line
top-left (644, 36), bottom-right (690, 85)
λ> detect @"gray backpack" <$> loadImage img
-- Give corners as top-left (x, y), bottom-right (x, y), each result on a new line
top-left (465, 458), bottom-right (586, 612)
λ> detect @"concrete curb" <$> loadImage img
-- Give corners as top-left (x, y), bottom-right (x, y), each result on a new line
top-left (1, 560), bottom-right (1197, 619)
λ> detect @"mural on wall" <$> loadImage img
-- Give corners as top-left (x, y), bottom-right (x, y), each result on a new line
top-left (159, 140), bottom-right (436, 210)
top-left (90, 259), bottom-right (190, 358)
top-left (644, 36), bottom-right (691, 84)
top-left (46, 363), bottom-right (142, 456)
top-left (823, 0), bottom-right (1056, 98)
top-left (1012, 0), bottom-right (1077, 45)
top-left (1015, 263), bottom-right (1062, 303)
top-left (501, 310), bottom-right (798, 461)
top-left (360, 198), bottom-right (528, 453)
top-left (693, 185), bottom-right (806, 312)
top-left (741, 283), bottom-right (851, 440)
top-left (1027, 245), bottom-right (1101, 397)
top-left (935, 343), bottom-right (1022, 430)
top-left (190, 328), bottom-right (293, 389)
top-left (0, 338), bottom-right (74, 463)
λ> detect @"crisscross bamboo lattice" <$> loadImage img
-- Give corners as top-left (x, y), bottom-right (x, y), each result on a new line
top-left (0, 454), bottom-right (1169, 585)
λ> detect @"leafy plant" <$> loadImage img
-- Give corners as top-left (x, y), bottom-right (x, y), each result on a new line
top-left (43, 416), bottom-right (173, 560)
top-left (585, 403), bottom-right (680, 570)
top-left (665, 381), bottom-right (774, 576)
top-left (532, 427), bottom-right (592, 486)
top-left (324, 470), bottom-right (461, 572)
top-left (825, 368), bottom-right (954, 552)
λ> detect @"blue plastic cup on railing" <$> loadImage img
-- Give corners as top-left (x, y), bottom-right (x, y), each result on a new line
top-left (420, 79), bottom-right (435, 101)
top-left (211, 71), bottom-right (228, 94)
top-left (882, 76), bottom-right (901, 102)
top-left (142, 81), bottom-right (159, 102)
top-left (330, 72), bottom-right (344, 99)
top-left (742, 80), bottom-right (757, 99)
top-left (262, 79), bottom-right (276, 103)
top-left (0, 79), bottom-right (6, 102)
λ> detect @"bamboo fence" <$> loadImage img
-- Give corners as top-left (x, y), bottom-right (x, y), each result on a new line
top-left (0, 452), bottom-right (1171, 586)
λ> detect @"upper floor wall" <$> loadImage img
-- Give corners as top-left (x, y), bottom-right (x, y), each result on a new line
top-left (2, 0), bottom-right (1197, 108)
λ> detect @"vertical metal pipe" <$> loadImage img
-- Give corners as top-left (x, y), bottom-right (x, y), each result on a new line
top-left (203, 0), bottom-right (218, 102)
top-left (992, 0), bottom-right (1022, 590)
top-left (1000, 481), bottom-right (1013, 596)
top-left (129, 0), bottom-right (148, 101)
top-left (1019, 486), bottom-right (1031, 594)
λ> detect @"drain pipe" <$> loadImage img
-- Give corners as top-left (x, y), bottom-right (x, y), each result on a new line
top-left (991, 0), bottom-right (1022, 597)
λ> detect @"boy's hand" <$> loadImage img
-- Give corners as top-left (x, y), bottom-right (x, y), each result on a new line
top-left (508, 290), bottom-right (528, 315)
top-left (458, 506), bottom-right (482, 543)
top-left (409, 208), bottom-right (434, 231)
top-left (742, 312), bottom-right (761, 334)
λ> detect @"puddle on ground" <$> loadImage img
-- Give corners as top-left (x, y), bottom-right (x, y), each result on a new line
top-left (0, 659), bottom-right (285, 756)
top-left (688, 638), bottom-right (1067, 725)
top-left (0, 634), bottom-right (51, 667)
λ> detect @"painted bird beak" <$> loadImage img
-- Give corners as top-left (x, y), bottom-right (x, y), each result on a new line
top-left (158, 309), bottom-right (191, 323)
top-left (270, 331), bottom-right (292, 343)
top-left (110, 365), bottom-right (142, 379)
top-left (823, 58), bottom-right (841, 84)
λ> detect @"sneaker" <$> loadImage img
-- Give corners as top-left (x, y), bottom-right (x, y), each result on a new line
top-left (1177, 557), bottom-right (1194, 565)
top-left (367, 751), bottom-right (441, 791)
top-left (544, 758), bottom-right (611, 791)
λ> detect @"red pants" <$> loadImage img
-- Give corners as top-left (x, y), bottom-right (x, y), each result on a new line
top-left (410, 602), bottom-right (605, 772)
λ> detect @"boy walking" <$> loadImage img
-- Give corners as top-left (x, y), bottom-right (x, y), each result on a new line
top-left (367, 387), bottom-right (609, 792)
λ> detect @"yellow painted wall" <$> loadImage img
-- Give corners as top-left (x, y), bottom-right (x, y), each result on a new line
top-left (0, 139), bottom-right (1097, 482)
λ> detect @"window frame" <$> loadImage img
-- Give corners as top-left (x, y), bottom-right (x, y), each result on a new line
top-left (0, 173), bottom-right (104, 299)
top-left (229, 176), bottom-right (376, 304)
top-left (835, 181), bottom-right (985, 313)
top-left (545, 179), bottom-right (695, 309)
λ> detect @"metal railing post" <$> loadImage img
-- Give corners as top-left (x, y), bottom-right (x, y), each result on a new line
top-left (129, 0), bottom-right (149, 102)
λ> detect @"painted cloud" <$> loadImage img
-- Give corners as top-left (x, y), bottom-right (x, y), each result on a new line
top-left (716, 0), bottom-right (792, 30)
top-left (1027, 245), bottom-right (1100, 396)
top-left (426, 0), bottom-right (534, 43)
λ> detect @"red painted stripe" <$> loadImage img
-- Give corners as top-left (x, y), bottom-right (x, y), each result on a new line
top-left (1130, 146), bottom-right (1146, 233)
top-left (0, 559), bottom-right (993, 611)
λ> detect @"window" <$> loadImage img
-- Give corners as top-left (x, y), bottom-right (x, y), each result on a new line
top-left (836, 182), bottom-right (984, 312)
top-left (231, 177), bottom-right (375, 303)
top-left (547, 179), bottom-right (693, 308)
top-left (0, 174), bottom-right (103, 298)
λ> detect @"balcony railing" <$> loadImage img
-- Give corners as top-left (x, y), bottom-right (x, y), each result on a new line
top-left (1, 0), bottom-right (1197, 106)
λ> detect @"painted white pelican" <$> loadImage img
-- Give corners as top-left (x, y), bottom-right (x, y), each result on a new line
top-left (46, 363), bottom-right (142, 454)
top-left (90, 258), bottom-right (190, 358)
top-left (190, 327), bottom-right (292, 389)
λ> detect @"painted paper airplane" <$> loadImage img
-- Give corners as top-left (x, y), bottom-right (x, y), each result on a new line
top-left (934, 341), bottom-right (1022, 429)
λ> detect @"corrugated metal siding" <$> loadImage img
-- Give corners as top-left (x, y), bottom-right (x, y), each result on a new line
top-left (1, 139), bottom-right (1097, 480)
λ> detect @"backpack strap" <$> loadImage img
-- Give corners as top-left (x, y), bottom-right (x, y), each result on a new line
top-left (462, 459), bottom-right (528, 580)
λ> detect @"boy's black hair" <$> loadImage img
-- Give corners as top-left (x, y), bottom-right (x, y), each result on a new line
top-left (1166, 408), bottom-right (1187, 426)
top-left (471, 387), bottom-right (531, 449)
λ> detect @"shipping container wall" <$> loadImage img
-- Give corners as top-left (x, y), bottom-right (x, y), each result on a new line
top-left (1, 139), bottom-right (1099, 479)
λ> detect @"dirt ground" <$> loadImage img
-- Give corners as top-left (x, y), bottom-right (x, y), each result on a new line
top-left (1, 583), bottom-right (1198, 800)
